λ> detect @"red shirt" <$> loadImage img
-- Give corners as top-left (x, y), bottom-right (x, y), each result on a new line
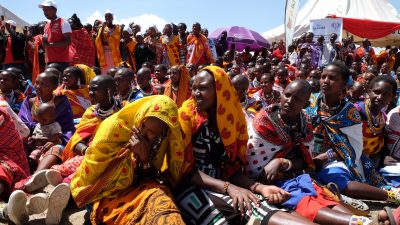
top-left (272, 48), bottom-right (286, 61)
top-left (44, 18), bottom-right (71, 63)
top-left (3, 36), bottom-right (24, 64)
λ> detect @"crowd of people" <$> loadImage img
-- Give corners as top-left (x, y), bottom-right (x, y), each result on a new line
top-left (1, 0), bottom-right (400, 224)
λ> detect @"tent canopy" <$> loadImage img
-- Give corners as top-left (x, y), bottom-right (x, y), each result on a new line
top-left (0, 4), bottom-right (30, 33)
top-left (262, 0), bottom-right (400, 47)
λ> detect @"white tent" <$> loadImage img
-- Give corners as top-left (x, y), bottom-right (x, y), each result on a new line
top-left (262, 0), bottom-right (400, 47)
top-left (0, 4), bottom-right (30, 32)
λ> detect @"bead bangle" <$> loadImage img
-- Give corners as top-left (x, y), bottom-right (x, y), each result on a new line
top-left (223, 181), bottom-right (230, 195)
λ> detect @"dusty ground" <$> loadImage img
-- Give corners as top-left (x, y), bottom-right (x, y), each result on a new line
top-left (0, 185), bottom-right (87, 225)
top-left (0, 185), bottom-right (397, 224)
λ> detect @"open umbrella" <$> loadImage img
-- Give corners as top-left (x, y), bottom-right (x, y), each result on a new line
top-left (209, 26), bottom-right (270, 51)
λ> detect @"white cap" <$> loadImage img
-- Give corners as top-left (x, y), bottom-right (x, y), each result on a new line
top-left (5, 20), bottom-right (16, 27)
top-left (123, 26), bottom-right (133, 35)
top-left (38, 0), bottom-right (57, 9)
top-left (104, 9), bottom-right (113, 15)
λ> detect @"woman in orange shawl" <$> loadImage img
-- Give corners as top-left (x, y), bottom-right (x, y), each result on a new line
top-left (121, 27), bottom-right (137, 73)
top-left (163, 65), bottom-right (190, 107)
top-left (95, 12), bottom-right (122, 74)
top-left (160, 24), bottom-right (180, 66)
top-left (47, 75), bottom-right (123, 184)
top-left (70, 95), bottom-right (185, 225)
top-left (176, 66), bottom-right (307, 225)
top-left (55, 66), bottom-right (91, 119)
top-left (186, 23), bottom-right (214, 66)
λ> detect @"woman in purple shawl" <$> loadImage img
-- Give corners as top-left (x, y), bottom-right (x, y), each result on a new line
top-left (18, 71), bottom-right (75, 173)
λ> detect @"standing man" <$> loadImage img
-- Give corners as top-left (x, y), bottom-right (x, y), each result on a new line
top-left (320, 33), bottom-right (338, 67)
top-left (39, 0), bottom-right (72, 73)
top-left (0, 20), bottom-right (26, 71)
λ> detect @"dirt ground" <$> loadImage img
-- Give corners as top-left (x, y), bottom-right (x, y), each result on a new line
top-left (0, 186), bottom-right (397, 224)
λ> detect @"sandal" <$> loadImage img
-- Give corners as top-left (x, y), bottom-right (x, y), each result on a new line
top-left (326, 182), bottom-right (369, 216)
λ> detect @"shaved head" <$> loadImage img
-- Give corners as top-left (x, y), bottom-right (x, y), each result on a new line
top-left (91, 75), bottom-right (116, 92)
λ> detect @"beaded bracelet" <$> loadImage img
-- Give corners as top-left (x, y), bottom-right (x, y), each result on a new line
top-left (327, 150), bottom-right (335, 162)
top-left (223, 181), bottom-right (230, 194)
top-left (250, 182), bottom-right (261, 193)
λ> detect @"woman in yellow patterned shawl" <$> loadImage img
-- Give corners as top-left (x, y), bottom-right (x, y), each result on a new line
top-left (95, 12), bottom-right (122, 74)
top-left (70, 95), bottom-right (185, 225)
top-left (176, 66), bottom-right (302, 225)
top-left (160, 24), bottom-right (180, 66)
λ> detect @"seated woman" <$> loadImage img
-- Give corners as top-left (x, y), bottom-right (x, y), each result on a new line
top-left (0, 106), bottom-right (30, 225)
top-left (55, 75), bottom-right (122, 182)
top-left (177, 66), bottom-right (314, 225)
top-left (252, 73), bottom-right (281, 108)
top-left (75, 64), bottom-right (96, 86)
top-left (273, 67), bottom-right (290, 94)
top-left (18, 72), bottom-right (75, 175)
top-left (383, 104), bottom-right (400, 187)
top-left (306, 61), bottom-right (400, 205)
top-left (164, 65), bottom-right (191, 107)
top-left (6, 67), bottom-right (36, 98)
top-left (24, 75), bottom-right (123, 191)
top-left (231, 75), bottom-right (262, 116)
top-left (55, 66), bottom-right (92, 119)
top-left (354, 75), bottom-right (397, 165)
top-left (70, 95), bottom-right (185, 224)
top-left (0, 70), bottom-right (25, 113)
top-left (4, 76), bottom-right (124, 225)
top-left (0, 100), bottom-right (29, 138)
top-left (114, 67), bottom-right (136, 103)
top-left (247, 80), bottom-right (375, 225)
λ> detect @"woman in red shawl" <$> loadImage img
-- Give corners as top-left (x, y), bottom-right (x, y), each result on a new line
top-left (68, 14), bottom-right (95, 67)
top-left (0, 106), bottom-right (30, 224)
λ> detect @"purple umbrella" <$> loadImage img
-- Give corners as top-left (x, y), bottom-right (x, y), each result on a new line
top-left (209, 26), bottom-right (270, 51)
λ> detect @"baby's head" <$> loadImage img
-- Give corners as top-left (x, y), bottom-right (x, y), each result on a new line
top-left (37, 103), bottom-right (56, 125)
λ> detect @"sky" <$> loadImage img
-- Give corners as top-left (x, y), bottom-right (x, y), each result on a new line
top-left (1, 0), bottom-right (400, 35)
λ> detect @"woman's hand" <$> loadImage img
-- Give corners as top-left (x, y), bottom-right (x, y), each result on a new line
top-left (256, 184), bottom-right (290, 204)
top-left (226, 184), bottom-right (260, 216)
top-left (384, 156), bottom-right (399, 166)
top-left (129, 126), bottom-right (151, 163)
top-left (262, 158), bottom-right (282, 184)
top-left (41, 142), bottom-right (54, 153)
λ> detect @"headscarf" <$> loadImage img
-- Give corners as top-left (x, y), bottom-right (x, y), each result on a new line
top-left (75, 64), bottom-right (96, 85)
top-left (164, 66), bottom-right (190, 107)
top-left (71, 95), bottom-right (184, 207)
top-left (179, 66), bottom-right (248, 179)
